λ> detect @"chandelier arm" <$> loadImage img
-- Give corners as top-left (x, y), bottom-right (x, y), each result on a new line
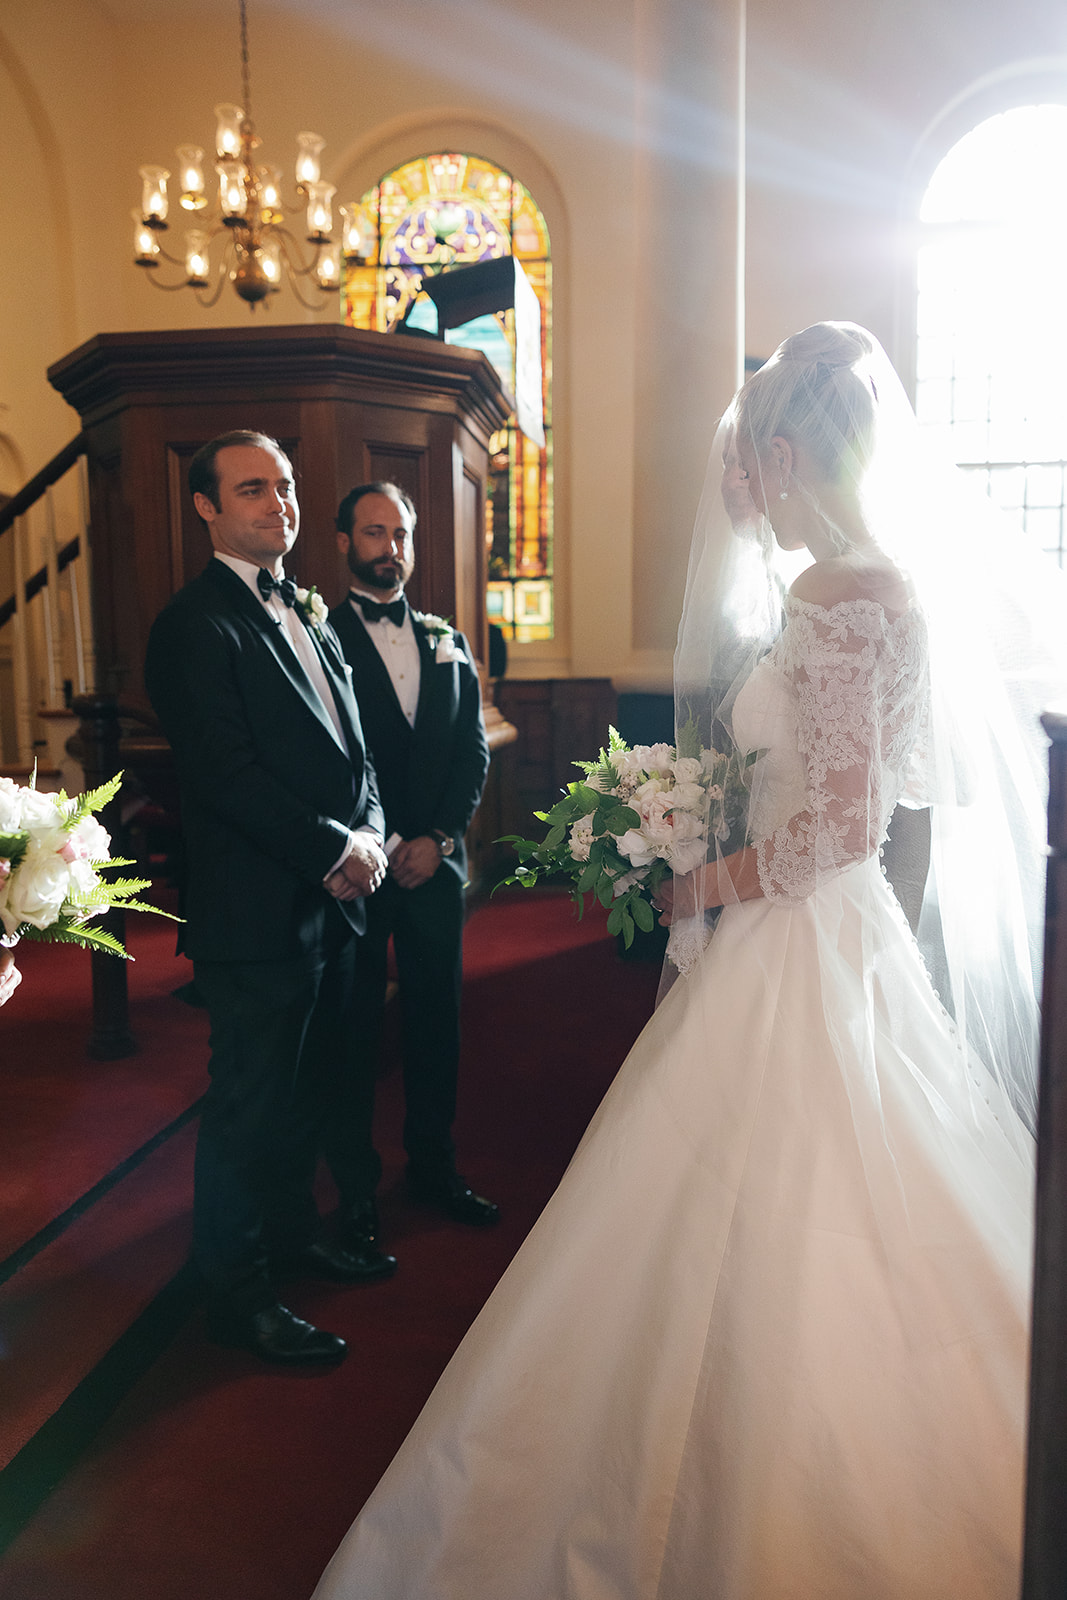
top-left (272, 226), bottom-right (326, 281)
top-left (277, 242), bottom-right (331, 312)
top-left (192, 265), bottom-right (233, 311)
top-left (152, 239), bottom-right (191, 270)
top-left (143, 270), bottom-right (201, 293)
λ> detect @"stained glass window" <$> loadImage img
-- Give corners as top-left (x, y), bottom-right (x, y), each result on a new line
top-left (916, 105), bottom-right (1067, 566)
top-left (342, 152), bottom-right (553, 641)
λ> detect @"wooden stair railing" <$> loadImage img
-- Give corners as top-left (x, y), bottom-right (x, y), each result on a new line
top-left (0, 434), bottom-right (87, 628)
top-left (0, 433), bottom-right (85, 543)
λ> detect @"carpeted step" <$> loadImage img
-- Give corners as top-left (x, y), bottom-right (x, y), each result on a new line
top-left (0, 1120), bottom-right (197, 1475)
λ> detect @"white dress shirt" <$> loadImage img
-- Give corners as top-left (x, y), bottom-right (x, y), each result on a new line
top-left (214, 552), bottom-right (347, 750)
top-left (347, 588), bottom-right (421, 728)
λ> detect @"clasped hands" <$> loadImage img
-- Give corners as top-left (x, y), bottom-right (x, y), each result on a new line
top-left (325, 834), bottom-right (390, 902)
top-left (325, 832), bottom-right (444, 901)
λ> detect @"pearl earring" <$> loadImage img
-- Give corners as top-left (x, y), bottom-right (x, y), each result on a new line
top-left (779, 489), bottom-right (789, 501)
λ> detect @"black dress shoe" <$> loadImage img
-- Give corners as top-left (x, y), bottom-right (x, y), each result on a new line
top-left (207, 1301), bottom-right (347, 1365)
top-left (283, 1237), bottom-right (397, 1284)
top-left (337, 1199), bottom-right (398, 1273)
top-left (407, 1168), bottom-right (500, 1227)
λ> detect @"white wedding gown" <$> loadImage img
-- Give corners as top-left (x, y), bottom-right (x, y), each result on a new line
top-left (313, 598), bottom-right (1034, 1600)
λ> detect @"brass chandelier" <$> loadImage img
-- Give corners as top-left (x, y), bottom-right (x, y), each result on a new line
top-left (132, 0), bottom-right (363, 310)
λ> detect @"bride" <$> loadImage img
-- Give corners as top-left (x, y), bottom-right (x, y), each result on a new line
top-left (312, 323), bottom-right (1054, 1599)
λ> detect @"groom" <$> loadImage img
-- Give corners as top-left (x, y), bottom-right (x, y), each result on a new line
top-left (145, 431), bottom-right (391, 1366)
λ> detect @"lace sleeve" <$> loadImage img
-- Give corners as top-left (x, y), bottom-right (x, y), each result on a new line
top-left (756, 600), bottom-right (894, 902)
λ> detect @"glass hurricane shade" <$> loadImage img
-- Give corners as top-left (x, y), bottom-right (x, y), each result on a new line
top-left (258, 165), bottom-right (282, 218)
top-left (294, 132), bottom-right (324, 187)
top-left (316, 241), bottom-right (341, 289)
top-left (132, 209), bottom-right (160, 263)
top-left (138, 165), bottom-right (169, 225)
top-left (305, 181), bottom-right (335, 241)
top-left (214, 103), bottom-right (245, 161)
top-left (177, 146), bottom-right (207, 210)
top-left (217, 161), bottom-right (248, 220)
top-left (339, 204), bottom-right (364, 259)
top-left (184, 230), bottom-right (211, 285)
top-left (259, 236), bottom-right (282, 291)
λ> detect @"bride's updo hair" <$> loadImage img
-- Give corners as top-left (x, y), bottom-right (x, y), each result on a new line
top-left (732, 321), bottom-right (878, 487)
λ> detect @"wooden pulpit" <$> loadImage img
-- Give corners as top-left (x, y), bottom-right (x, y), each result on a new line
top-left (48, 323), bottom-right (514, 705)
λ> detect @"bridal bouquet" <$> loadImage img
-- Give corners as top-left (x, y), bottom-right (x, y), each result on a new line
top-left (0, 773), bottom-right (175, 959)
top-left (501, 726), bottom-right (759, 950)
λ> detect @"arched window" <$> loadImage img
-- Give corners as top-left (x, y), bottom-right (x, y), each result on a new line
top-left (342, 152), bottom-right (553, 641)
top-left (916, 104), bottom-right (1067, 565)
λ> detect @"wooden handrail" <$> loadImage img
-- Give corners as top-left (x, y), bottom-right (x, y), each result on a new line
top-left (0, 535), bottom-right (80, 632)
top-left (0, 432), bottom-right (86, 539)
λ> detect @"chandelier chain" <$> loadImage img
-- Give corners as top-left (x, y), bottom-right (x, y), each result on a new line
top-left (239, 0), bottom-right (252, 126)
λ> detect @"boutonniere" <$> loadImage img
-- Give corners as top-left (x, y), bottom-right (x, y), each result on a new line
top-left (295, 585), bottom-right (329, 636)
top-left (414, 612), bottom-right (467, 666)
top-left (414, 611), bottom-right (453, 643)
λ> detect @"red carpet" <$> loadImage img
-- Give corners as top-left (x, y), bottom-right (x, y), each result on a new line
top-left (0, 891), bottom-right (659, 1600)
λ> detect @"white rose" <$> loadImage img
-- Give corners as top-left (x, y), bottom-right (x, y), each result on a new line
top-left (668, 781), bottom-right (706, 812)
top-left (668, 809), bottom-right (706, 842)
top-left (637, 791), bottom-right (676, 847)
top-left (568, 814), bottom-right (595, 861)
top-left (632, 776), bottom-right (669, 805)
top-left (645, 743), bottom-right (674, 775)
top-left (615, 828), bottom-right (658, 868)
top-left (672, 757), bottom-right (703, 785)
top-left (669, 837), bottom-right (709, 876)
top-left (608, 747), bottom-right (647, 781)
top-left (0, 778), bottom-right (24, 832)
top-left (62, 814), bottom-right (111, 863)
top-left (4, 840), bottom-right (72, 930)
top-left (18, 787), bottom-right (66, 832)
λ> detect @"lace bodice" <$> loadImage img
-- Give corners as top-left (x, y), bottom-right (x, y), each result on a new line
top-left (732, 595), bottom-right (929, 902)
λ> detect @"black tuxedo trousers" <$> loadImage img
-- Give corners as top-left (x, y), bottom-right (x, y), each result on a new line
top-left (146, 560), bottom-right (384, 1313)
top-left (323, 866), bottom-right (465, 1199)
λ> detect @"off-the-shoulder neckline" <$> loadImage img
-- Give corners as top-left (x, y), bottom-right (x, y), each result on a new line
top-left (784, 592), bottom-right (921, 626)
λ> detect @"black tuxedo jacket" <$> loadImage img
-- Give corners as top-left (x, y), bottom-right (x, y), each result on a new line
top-left (146, 559), bottom-right (384, 962)
top-left (328, 598), bottom-right (489, 878)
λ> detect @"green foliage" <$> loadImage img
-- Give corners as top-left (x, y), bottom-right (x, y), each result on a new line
top-left (19, 921), bottom-right (132, 959)
top-left (0, 831), bottom-right (29, 870)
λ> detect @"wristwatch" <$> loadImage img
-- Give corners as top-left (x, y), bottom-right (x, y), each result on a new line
top-left (430, 829), bottom-right (455, 857)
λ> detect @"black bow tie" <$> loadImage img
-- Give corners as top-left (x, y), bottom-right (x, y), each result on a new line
top-left (352, 592), bottom-right (406, 627)
top-left (257, 568), bottom-right (297, 608)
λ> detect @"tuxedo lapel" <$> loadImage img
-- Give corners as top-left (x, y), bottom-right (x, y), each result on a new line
top-left (412, 619), bottom-right (441, 731)
top-left (206, 560), bottom-right (346, 753)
